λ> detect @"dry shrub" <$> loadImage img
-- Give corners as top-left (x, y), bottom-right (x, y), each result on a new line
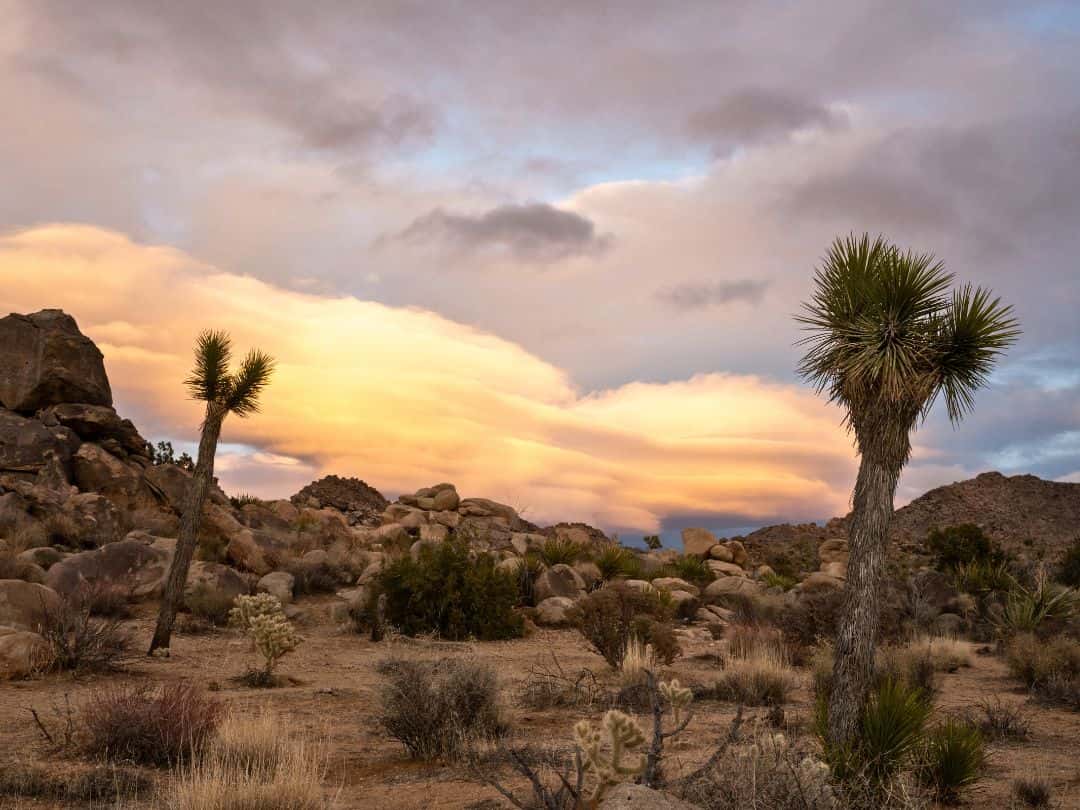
top-left (517, 655), bottom-right (604, 710)
top-left (618, 636), bottom-right (658, 687)
top-left (715, 647), bottom-right (799, 706)
top-left (3, 520), bottom-right (48, 553)
top-left (376, 657), bottom-right (508, 760)
top-left (708, 590), bottom-right (783, 625)
top-left (79, 581), bottom-right (135, 618)
top-left (678, 727), bottom-right (837, 809)
top-left (964, 698), bottom-right (1030, 742)
top-left (80, 682), bottom-right (224, 766)
top-left (185, 584), bottom-right (238, 627)
top-left (727, 622), bottom-right (786, 661)
top-left (45, 512), bottom-right (85, 547)
top-left (568, 583), bottom-right (678, 669)
top-left (896, 635), bottom-right (972, 672)
top-left (0, 761), bottom-right (154, 802)
top-left (777, 589), bottom-right (845, 648)
top-left (38, 588), bottom-right (130, 673)
top-left (1013, 776), bottom-right (1054, 808)
top-left (1005, 633), bottom-right (1080, 709)
top-left (286, 559), bottom-right (346, 595)
top-left (169, 713), bottom-right (326, 810)
top-left (813, 642), bottom-right (938, 702)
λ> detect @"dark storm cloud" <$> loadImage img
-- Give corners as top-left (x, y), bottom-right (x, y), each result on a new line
top-left (388, 204), bottom-right (611, 263)
top-left (656, 279), bottom-right (770, 311)
top-left (687, 89), bottom-right (846, 150)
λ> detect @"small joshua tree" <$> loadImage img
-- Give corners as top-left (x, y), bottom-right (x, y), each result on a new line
top-left (228, 594), bottom-right (300, 686)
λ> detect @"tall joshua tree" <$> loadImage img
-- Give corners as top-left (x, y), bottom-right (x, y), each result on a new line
top-left (797, 234), bottom-right (1018, 745)
top-left (148, 331), bottom-right (274, 655)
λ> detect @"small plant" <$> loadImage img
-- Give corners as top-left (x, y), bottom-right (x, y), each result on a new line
top-left (377, 657), bottom-right (507, 760)
top-left (763, 571), bottom-right (799, 591)
top-left (287, 558), bottom-right (345, 595)
top-left (228, 493), bottom-right (263, 509)
top-left (515, 553), bottom-right (546, 607)
top-left (618, 636), bottom-right (657, 687)
top-left (965, 697), bottom-right (1030, 742)
top-left (915, 719), bottom-right (986, 804)
top-left (38, 589), bottom-right (130, 673)
top-left (229, 594), bottom-right (301, 686)
top-left (0, 762), bottom-right (153, 803)
top-left (538, 536), bottom-right (584, 566)
top-left (80, 682), bottom-right (223, 766)
top-left (666, 554), bottom-right (714, 585)
top-left (1005, 632), bottom-right (1080, 702)
top-left (1013, 776), bottom-right (1054, 808)
top-left (593, 543), bottom-right (638, 581)
top-left (715, 647), bottom-right (798, 706)
top-left (998, 576), bottom-right (1076, 636)
top-left (952, 558), bottom-right (1013, 594)
top-left (151, 440), bottom-right (195, 471)
top-left (375, 538), bottom-right (524, 640)
top-left (574, 710), bottom-right (647, 804)
top-left (643, 535), bottom-right (662, 551)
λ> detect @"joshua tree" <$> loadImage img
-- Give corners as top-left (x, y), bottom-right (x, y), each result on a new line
top-left (797, 234), bottom-right (1018, 745)
top-left (148, 331), bottom-right (274, 655)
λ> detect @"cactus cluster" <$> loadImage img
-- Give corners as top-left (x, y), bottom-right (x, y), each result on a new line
top-left (229, 593), bottom-right (301, 677)
top-left (574, 710), bottom-right (646, 805)
top-left (660, 678), bottom-right (693, 725)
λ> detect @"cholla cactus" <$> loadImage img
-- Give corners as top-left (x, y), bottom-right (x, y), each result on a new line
top-left (228, 593), bottom-right (284, 631)
top-left (228, 593), bottom-right (301, 678)
top-left (659, 678), bottom-right (693, 726)
top-left (574, 710), bottom-right (646, 806)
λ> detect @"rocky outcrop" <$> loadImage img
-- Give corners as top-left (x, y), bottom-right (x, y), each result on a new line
top-left (0, 580), bottom-right (62, 632)
top-left (0, 626), bottom-right (50, 678)
top-left (291, 474), bottom-right (388, 526)
top-left (0, 409), bottom-right (80, 475)
top-left (0, 310), bottom-right (112, 413)
top-left (44, 533), bottom-right (175, 598)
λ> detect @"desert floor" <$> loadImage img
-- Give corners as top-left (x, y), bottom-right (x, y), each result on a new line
top-left (1, 595), bottom-right (1078, 809)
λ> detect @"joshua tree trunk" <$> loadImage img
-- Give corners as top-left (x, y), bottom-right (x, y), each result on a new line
top-left (148, 407), bottom-right (224, 655)
top-left (827, 416), bottom-right (907, 746)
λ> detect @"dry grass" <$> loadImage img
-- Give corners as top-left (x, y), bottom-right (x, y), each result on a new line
top-left (897, 635), bottom-right (973, 672)
top-left (618, 636), bottom-right (658, 687)
top-left (169, 710), bottom-right (328, 810)
top-left (715, 647), bottom-right (799, 706)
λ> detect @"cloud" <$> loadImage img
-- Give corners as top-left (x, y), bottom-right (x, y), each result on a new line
top-left (656, 279), bottom-right (770, 311)
top-left (687, 89), bottom-right (846, 150)
top-left (387, 203), bottom-right (612, 263)
top-left (0, 224), bottom-right (856, 532)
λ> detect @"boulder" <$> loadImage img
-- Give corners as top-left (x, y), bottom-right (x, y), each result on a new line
top-left (0, 310), bottom-right (112, 412)
top-left (38, 404), bottom-right (147, 457)
top-left (17, 546), bottom-right (67, 570)
top-left (706, 561), bottom-right (746, 578)
top-left (818, 538), bottom-right (849, 567)
top-left (419, 523), bottom-right (449, 543)
top-left (820, 561), bottom-right (847, 579)
top-left (431, 486), bottom-right (460, 512)
top-left (185, 561), bottom-right (249, 603)
top-left (45, 534), bottom-right (174, 598)
top-left (755, 564), bottom-right (777, 580)
top-left (0, 627), bottom-right (50, 678)
top-left (0, 580), bottom-right (62, 631)
top-left (72, 443), bottom-right (141, 500)
top-left (708, 544), bottom-right (733, 563)
top-left (257, 571), bottom-right (295, 604)
top-left (535, 596), bottom-right (576, 627)
top-left (432, 510), bottom-right (462, 528)
top-left (724, 540), bottom-right (748, 567)
top-left (681, 527), bottom-right (717, 558)
top-left (574, 560), bottom-right (602, 589)
top-left (289, 475), bottom-right (387, 525)
top-left (0, 408), bottom-right (80, 474)
top-left (459, 497), bottom-right (519, 526)
top-left (704, 576), bottom-right (763, 599)
top-left (650, 577), bottom-right (700, 597)
top-left (226, 529), bottom-right (289, 576)
top-left (370, 523), bottom-right (409, 548)
top-left (510, 532), bottom-right (546, 556)
top-left (800, 572), bottom-right (845, 594)
top-left (534, 563), bottom-right (586, 602)
top-left (599, 784), bottom-right (699, 810)
top-left (64, 492), bottom-right (125, 547)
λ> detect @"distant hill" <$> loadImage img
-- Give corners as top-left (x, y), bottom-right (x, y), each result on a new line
top-left (735, 471), bottom-right (1080, 575)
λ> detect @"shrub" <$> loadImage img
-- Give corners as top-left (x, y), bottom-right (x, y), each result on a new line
top-left (170, 712), bottom-right (326, 810)
top-left (618, 637), bottom-right (658, 687)
top-left (952, 558), bottom-right (1013, 595)
top-left (79, 581), bottom-right (134, 618)
top-left (376, 657), bottom-right (507, 760)
top-left (45, 513), bottom-right (86, 547)
top-left (538, 537), bottom-right (584, 566)
top-left (375, 539), bottom-right (523, 641)
top-left (965, 698), bottom-right (1030, 742)
top-left (881, 635), bottom-right (971, 678)
top-left (998, 577), bottom-right (1076, 636)
top-left (763, 571), bottom-right (799, 591)
top-left (515, 553), bottom-right (546, 607)
top-left (184, 584), bottom-right (237, 627)
top-left (593, 544), bottom-right (638, 581)
top-left (229, 594), bottom-right (301, 685)
top-left (568, 583), bottom-right (676, 668)
top-left (715, 647), bottom-right (798, 706)
top-left (1059, 538), bottom-right (1080, 588)
top-left (776, 588), bottom-right (845, 647)
top-left (228, 493), bottom-right (263, 509)
top-left (726, 622), bottom-right (786, 661)
top-left (927, 524), bottom-right (1003, 571)
top-left (1005, 633), bottom-right (1080, 690)
top-left (286, 559), bottom-right (345, 595)
top-left (666, 554), bottom-right (714, 585)
top-left (914, 719), bottom-right (986, 804)
top-left (0, 762), bottom-right (153, 803)
top-left (80, 682), bottom-right (223, 766)
top-left (38, 588), bottom-right (130, 673)
top-left (1013, 777), bottom-right (1054, 808)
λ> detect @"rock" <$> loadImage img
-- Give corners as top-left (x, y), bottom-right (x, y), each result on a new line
top-left (290, 475), bottom-right (387, 526)
top-left (0, 310), bottom-right (112, 412)
top-left (599, 784), bottom-right (700, 810)
top-left (650, 577), bottom-right (700, 597)
top-left (459, 497), bottom-right (519, 526)
top-left (0, 580), bottom-right (62, 631)
top-left (302, 549), bottom-right (328, 566)
top-left (681, 527), bottom-right (717, 558)
top-left (623, 579), bottom-right (653, 592)
top-left (533, 563), bottom-right (586, 602)
top-left (36, 450), bottom-right (74, 492)
top-left (419, 523), bottom-right (449, 543)
top-left (38, 403), bottom-right (147, 457)
top-left (257, 571), bottom-right (295, 604)
top-left (17, 547), bottom-right (67, 570)
top-left (0, 408), bottom-right (80, 474)
top-left (185, 561), bottom-right (249, 603)
top-left (574, 560), bottom-right (602, 589)
top-left (226, 529), bottom-right (289, 576)
top-left (432, 510), bottom-right (462, 528)
top-left (270, 499), bottom-right (299, 524)
top-left (535, 596), bottom-right (576, 626)
top-left (0, 627), bottom-right (50, 678)
top-left (409, 539), bottom-right (439, 560)
top-left (399, 509), bottom-right (428, 529)
top-left (724, 540), bottom-right (748, 567)
top-left (667, 589), bottom-right (698, 612)
top-left (336, 586), bottom-right (369, 612)
top-left (706, 561), bottom-right (746, 578)
top-left (708, 544), bottom-right (733, 563)
top-left (370, 523), bottom-right (409, 548)
top-left (755, 564), bottom-right (776, 580)
top-left (72, 443), bottom-right (141, 500)
top-left (45, 534), bottom-right (174, 598)
top-left (704, 576), bottom-right (763, 599)
top-left (820, 561), bottom-right (847, 579)
top-left (800, 572), bottom-right (845, 593)
top-left (431, 486), bottom-right (460, 511)
top-left (510, 532), bottom-right (546, 556)
top-left (64, 492), bottom-right (125, 547)
top-left (818, 538), bottom-right (850, 566)
top-left (130, 507), bottom-right (180, 537)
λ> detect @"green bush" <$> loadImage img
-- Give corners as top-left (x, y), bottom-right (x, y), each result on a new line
top-left (593, 544), bottom-right (639, 581)
top-left (567, 583), bottom-right (676, 668)
top-left (514, 553), bottom-right (546, 607)
top-left (998, 579), bottom-right (1076, 636)
top-left (915, 719), bottom-right (986, 804)
top-left (664, 554), bottom-right (714, 585)
top-left (538, 537), bottom-right (583, 566)
top-left (1058, 538), bottom-right (1080, 588)
top-left (952, 558), bottom-right (1013, 595)
top-left (375, 539), bottom-right (523, 641)
top-left (763, 571), bottom-right (799, 591)
top-left (927, 524), bottom-right (1004, 571)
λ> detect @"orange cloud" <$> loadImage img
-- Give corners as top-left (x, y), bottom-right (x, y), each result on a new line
top-left (1, 224), bottom-right (856, 530)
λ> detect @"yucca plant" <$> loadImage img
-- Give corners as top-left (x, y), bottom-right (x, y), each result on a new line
top-left (666, 554), bottom-right (714, 585)
top-left (915, 719), bottom-right (986, 804)
top-left (798, 233), bottom-right (1018, 745)
top-left (998, 576), bottom-right (1076, 635)
top-left (952, 558), bottom-right (1013, 595)
top-left (149, 331), bottom-right (274, 655)
top-left (538, 537), bottom-right (584, 567)
top-left (594, 543), bottom-right (638, 581)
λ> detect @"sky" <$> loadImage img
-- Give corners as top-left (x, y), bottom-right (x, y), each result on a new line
top-left (1, 1), bottom-right (1079, 540)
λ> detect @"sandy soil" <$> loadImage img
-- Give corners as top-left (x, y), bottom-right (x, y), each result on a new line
top-left (1, 596), bottom-right (1078, 809)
